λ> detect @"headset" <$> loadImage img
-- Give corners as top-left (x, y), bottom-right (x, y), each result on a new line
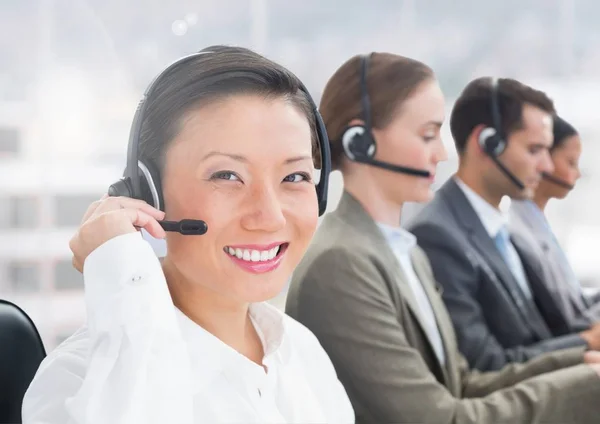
top-left (477, 77), bottom-right (525, 190)
top-left (540, 172), bottom-right (575, 190)
top-left (340, 53), bottom-right (431, 178)
top-left (108, 50), bottom-right (331, 235)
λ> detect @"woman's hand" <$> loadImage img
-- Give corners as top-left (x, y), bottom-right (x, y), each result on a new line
top-left (69, 195), bottom-right (166, 272)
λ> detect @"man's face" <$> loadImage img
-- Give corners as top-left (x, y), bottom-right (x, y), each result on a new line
top-left (490, 103), bottom-right (554, 200)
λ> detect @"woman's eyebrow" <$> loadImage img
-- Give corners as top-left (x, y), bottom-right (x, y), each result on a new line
top-left (201, 151), bottom-right (247, 163)
top-left (201, 151), bottom-right (313, 164)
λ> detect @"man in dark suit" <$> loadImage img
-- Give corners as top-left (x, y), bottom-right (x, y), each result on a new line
top-left (407, 77), bottom-right (600, 371)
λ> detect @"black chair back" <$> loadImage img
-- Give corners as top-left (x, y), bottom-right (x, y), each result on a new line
top-left (0, 299), bottom-right (46, 424)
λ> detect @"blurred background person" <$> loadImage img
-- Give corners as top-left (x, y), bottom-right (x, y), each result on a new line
top-left (286, 52), bottom-right (600, 424)
top-left (509, 114), bottom-right (600, 327)
top-left (408, 77), bottom-right (600, 372)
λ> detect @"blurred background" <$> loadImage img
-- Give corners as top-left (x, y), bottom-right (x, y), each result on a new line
top-left (2, 0), bottom-right (599, 351)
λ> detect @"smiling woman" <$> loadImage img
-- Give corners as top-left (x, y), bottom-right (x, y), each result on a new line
top-left (21, 46), bottom-right (353, 424)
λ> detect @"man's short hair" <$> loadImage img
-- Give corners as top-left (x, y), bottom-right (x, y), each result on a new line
top-left (450, 77), bottom-right (555, 154)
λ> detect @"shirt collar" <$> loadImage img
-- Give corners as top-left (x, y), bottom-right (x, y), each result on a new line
top-left (175, 302), bottom-right (291, 391)
top-left (454, 177), bottom-right (508, 238)
top-left (377, 222), bottom-right (417, 255)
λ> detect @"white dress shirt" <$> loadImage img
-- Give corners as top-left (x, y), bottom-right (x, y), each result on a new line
top-left (377, 223), bottom-right (446, 365)
top-left (22, 232), bottom-right (354, 424)
top-left (454, 177), bottom-right (533, 300)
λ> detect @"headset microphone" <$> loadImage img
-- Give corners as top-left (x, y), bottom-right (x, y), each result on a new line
top-left (489, 155), bottom-right (525, 190)
top-left (340, 53), bottom-right (431, 179)
top-left (541, 172), bottom-right (574, 190)
top-left (361, 158), bottom-right (430, 177)
top-left (159, 219), bottom-right (208, 235)
top-left (107, 182), bottom-right (209, 235)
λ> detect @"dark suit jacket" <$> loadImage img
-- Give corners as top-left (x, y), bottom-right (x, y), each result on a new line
top-left (286, 191), bottom-right (600, 424)
top-left (407, 178), bottom-right (588, 371)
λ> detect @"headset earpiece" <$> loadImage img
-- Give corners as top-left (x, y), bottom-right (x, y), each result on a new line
top-left (108, 160), bottom-right (164, 210)
top-left (342, 125), bottom-right (376, 160)
top-left (107, 177), bottom-right (133, 199)
top-left (478, 126), bottom-right (506, 156)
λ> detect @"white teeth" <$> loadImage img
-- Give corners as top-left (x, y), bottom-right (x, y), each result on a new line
top-left (269, 246), bottom-right (279, 259)
top-left (225, 245), bottom-right (283, 262)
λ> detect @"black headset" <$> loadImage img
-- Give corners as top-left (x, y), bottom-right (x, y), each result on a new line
top-left (341, 53), bottom-right (377, 160)
top-left (340, 53), bottom-right (431, 178)
top-left (108, 51), bottom-right (332, 235)
top-left (477, 77), bottom-right (525, 190)
top-left (478, 77), bottom-right (507, 156)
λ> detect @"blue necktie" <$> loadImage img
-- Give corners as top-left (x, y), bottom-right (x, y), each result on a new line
top-left (494, 226), bottom-right (533, 300)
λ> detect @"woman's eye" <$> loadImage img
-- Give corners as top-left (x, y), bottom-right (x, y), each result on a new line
top-left (210, 171), bottom-right (240, 181)
top-left (283, 172), bottom-right (311, 183)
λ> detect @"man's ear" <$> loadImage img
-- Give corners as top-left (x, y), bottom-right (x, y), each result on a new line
top-left (468, 124), bottom-right (488, 156)
top-left (346, 118), bottom-right (365, 128)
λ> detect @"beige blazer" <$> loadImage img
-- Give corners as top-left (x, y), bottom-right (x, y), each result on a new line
top-left (286, 191), bottom-right (600, 424)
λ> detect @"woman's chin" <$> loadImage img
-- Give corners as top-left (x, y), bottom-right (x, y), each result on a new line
top-left (231, 272), bottom-right (289, 304)
top-left (407, 189), bottom-right (435, 204)
top-left (241, 284), bottom-right (287, 304)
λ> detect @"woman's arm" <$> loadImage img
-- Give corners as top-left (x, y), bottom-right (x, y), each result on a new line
top-left (23, 232), bottom-right (194, 424)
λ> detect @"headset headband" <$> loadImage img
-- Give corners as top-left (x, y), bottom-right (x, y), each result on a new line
top-left (359, 53), bottom-right (373, 130)
top-left (122, 50), bottom-right (330, 215)
top-left (490, 77), bottom-right (503, 139)
top-left (125, 52), bottom-right (213, 200)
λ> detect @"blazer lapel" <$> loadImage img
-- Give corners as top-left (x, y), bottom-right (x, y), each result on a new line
top-left (410, 248), bottom-right (458, 389)
top-left (335, 192), bottom-right (448, 376)
top-left (387, 252), bottom-right (434, 347)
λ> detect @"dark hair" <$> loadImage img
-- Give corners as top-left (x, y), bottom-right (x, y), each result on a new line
top-left (552, 115), bottom-right (578, 151)
top-left (450, 77), bottom-right (556, 154)
top-left (319, 52), bottom-right (434, 170)
top-left (138, 45), bottom-right (319, 173)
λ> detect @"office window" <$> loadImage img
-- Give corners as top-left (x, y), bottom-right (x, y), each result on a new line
top-left (53, 259), bottom-right (83, 291)
top-left (0, 126), bottom-right (20, 156)
top-left (7, 262), bottom-right (40, 293)
top-left (54, 195), bottom-right (100, 227)
top-left (0, 196), bottom-right (39, 229)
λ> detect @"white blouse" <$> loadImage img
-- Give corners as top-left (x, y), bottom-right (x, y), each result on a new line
top-left (22, 232), bottom-right (354, 424)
